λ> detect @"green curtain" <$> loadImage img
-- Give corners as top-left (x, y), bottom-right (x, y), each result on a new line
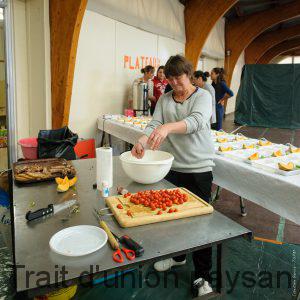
top-left (234, 64), bottom-right (300, 129)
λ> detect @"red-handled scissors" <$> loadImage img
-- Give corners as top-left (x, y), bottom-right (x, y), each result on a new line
top-left (113, 247), bottom-right (135, 263)
top-left (111, 232), bottom-right (136, 263)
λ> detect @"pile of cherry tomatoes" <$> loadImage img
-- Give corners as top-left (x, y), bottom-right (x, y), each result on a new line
top-left (117, 189), bottom-right (188, 215)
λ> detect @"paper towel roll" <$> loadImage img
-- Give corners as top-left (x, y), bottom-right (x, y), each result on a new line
top-left (96, 147), bottom-right (113, 190)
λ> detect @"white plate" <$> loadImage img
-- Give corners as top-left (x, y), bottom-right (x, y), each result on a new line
top-left (49, 225), bottom-right (108, 257)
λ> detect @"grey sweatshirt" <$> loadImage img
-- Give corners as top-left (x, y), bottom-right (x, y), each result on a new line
top-left (144, 88), bottom-right (215, 173)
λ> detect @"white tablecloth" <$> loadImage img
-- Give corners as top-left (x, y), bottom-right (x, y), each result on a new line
top-left (97, 117), bottom-right (300, 225)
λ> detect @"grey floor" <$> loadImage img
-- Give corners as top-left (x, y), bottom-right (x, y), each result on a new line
top-left (0, 114), bottom-right (299, 299)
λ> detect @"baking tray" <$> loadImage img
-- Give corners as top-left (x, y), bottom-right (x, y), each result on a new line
top-left (13, 158), bottom-right (76, 184)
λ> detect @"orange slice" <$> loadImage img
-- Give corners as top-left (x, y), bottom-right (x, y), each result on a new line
top-left (289, 146), bottom-right (300, 153)
top-left (235, 136), bottom-right (246, 141)
top-left (57, 176), bottom-right (70, 192)
top-left (218, 146), bottom-right (233, 152)
top-left (217, 138), bottom-right (228, 143)
top-left (248, 153), bottom-right (259, 160)
top-left (278, 162), bottom-right (294, 171)
top-left (216, 131), bottom-right (226, 136)
top-left (273, 150), bottom-right (282, 157)
top-left (68, 177), bottom-right (77, 187)
top-left (55, 177), bottom-right (64, 185)
top-left (258, 140), bottom-right (272, 146)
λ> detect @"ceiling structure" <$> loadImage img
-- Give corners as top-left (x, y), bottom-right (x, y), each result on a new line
top-left (183, 0), bottom-right (300, 84)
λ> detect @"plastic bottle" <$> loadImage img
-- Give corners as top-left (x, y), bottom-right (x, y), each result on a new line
top-left (101, 181), bottom-right (109, 198)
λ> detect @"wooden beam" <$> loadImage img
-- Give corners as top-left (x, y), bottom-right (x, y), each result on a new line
top-left (257, 38), bottom-right (300, 64)
top-left (235, 5), bottom-right (244, 17)
top-left (245, 24), bottom-right (300, 64)
top-left (50, 0), bottom-right (87, 129)
top-left (225, 1), bottom-right (300, 85)
top-left (281, 49), bottom-right (300, 56)
top-left (238, 0), bottom-right (278, 7)
top-left (185, 0), bottom-right (237, 68)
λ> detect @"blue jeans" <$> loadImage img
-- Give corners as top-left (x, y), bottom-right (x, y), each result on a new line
top-left (216, 103), bottom-right (224, 130)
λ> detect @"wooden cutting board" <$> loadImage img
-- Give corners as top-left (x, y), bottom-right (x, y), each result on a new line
top-left (105, 188), bottom-right (214, 228)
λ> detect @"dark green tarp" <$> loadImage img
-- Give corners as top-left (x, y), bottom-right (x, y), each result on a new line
top-left (234, 64), bottom-right (300, 129)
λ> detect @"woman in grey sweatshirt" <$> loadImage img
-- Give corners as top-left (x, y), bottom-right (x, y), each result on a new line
top-left (131, 55), bottom-right (215, 297)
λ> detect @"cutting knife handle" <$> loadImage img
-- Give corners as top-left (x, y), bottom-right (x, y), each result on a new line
top-left (26, 204), bottom-right (54, 221)
top-left (120, 235), bottom-right (144, 257)
top-left (99, 220), bottom-right (119, 250)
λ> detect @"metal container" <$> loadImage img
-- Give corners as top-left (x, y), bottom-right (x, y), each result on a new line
top-left (132, 82), bottom-right (149, 113)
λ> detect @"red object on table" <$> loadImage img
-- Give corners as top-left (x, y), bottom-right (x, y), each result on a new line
top-left (124, 109), bottom-right (134, 117)
top-left (113, 247), bottom-right (135, 263)
top-left (74, 139), bottom-right (96, 159)
top-left (18, 138), bottom-right (38, 160)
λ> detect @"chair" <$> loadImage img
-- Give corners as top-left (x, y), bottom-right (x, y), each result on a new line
top-left (74, 139), bottom-right (96, 159)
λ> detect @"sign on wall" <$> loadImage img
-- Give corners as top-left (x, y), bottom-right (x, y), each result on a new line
top-left (123, 55), bottom-right (161, 70)
top-left (70, 11), bottom-right (185, 139)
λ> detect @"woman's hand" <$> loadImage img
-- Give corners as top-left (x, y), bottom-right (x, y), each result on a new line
top-left (219, 98), bottom-right (225, 106)
top-left (147, 124), bottom-right (170, 150)
top-left (131, 142), bottom-right (145, 159)
top-left (148, 96), bottom-right (156, 102)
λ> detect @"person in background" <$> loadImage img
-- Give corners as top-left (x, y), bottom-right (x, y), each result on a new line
top-left (193, 71), bottom-right (216, 125)
top-left (131, 55), bottom-right (214, 297)
top-left (210, 67), bottom-right (233, 130)
top-left (128, 65), bottom-right (156, 109)
top-left (151, 66), bottom-right (168, 115)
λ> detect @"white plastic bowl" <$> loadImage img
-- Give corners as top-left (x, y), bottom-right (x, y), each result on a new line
top-left (119, 150), bottom-right (174, 184)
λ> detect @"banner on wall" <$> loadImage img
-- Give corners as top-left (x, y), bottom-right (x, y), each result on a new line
top-left (123, 55), bottom-right (161, 70)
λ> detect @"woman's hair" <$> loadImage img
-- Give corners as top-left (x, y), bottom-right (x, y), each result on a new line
top-left (141, 65), bottom-right (155, 74)
top-left (212, 67), bottom-right (226, 83)
top-left (193, 70), bottom-right (210, 82)
top-left (156, 65), bottom-right (164, 75)
top-left (164, 55), bottom-right (193, 79)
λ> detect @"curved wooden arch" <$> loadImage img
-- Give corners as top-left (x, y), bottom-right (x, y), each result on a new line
top-left (50, 0), bottom-right (87, 129)
top-left (245, 24), bottom-right (300, 64)
top-left (280, 49), bottom-right (300, 57)
top-left (185, 0), bottom-right (237, 68)
top-left (225, 1), bottom-right (300, 84)
top-left (257, 38), bottom-right (300, 64)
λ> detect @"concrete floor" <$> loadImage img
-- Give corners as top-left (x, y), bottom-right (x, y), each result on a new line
top-left (0, 115), bottom-right (299, 299)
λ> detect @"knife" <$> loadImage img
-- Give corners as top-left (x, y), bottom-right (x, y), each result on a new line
top-left (26, 199), bottom-right (77, 221)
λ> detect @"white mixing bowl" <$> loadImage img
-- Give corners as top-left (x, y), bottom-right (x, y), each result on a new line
top-left (119, 150), bottom-right (174, 184)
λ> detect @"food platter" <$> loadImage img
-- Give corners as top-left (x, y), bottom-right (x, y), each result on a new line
top-left (13, 158), bottom-right (76, 183)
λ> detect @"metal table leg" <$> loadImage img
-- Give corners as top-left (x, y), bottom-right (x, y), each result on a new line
top-left (216, 243), bottom-right (224, 295)
top-left (100, 132), bottom-right (112, 147)
top-left (108, 134), bottom-right (112, 147)
top-left (100, 131), bottom-right (105, 147)
top-left (239, 197), bottom-right (247, 217)
top-left (211, 186), bottom-right (222, 203)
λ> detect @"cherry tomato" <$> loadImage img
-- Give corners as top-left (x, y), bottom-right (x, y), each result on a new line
top-left (157, 210), bottom-right (162, 215)
top-left (117, 204), bottom-right (123, 209)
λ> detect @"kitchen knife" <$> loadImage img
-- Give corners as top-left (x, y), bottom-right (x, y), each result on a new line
top-left (26, 199), bottom-right (77, 221)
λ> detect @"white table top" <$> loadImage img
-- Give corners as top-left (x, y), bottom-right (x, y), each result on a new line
top-left (97, 117), bottom-right (300, 225)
